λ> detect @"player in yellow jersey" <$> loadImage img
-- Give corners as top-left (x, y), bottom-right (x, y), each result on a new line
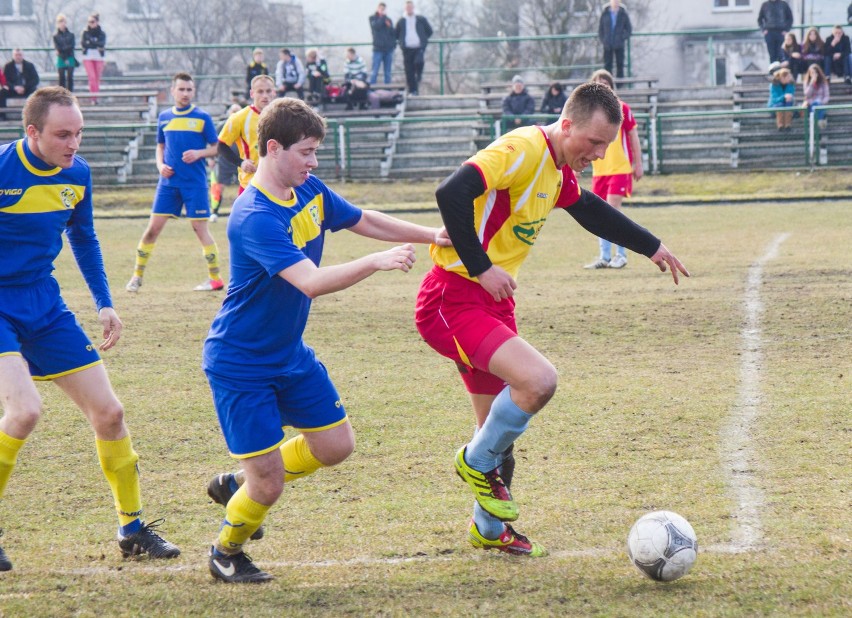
top-left (416, 83), bottom-right (689, 557)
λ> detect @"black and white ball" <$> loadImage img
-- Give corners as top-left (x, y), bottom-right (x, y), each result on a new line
top-left (627, 510), bottom-right (698, 582)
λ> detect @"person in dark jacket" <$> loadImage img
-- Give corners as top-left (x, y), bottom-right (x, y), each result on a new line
top-left (598, 0), bottom-right (632, 78)
top-left (81, 12), bottom-right (107, 97)
top-left (53, 14), bottom-right (77, 91)
top-left (3, 48), bottom-right (40, 99)
top-left (245, 49), bottom-right (268, 100)
top-left (823, 25), bottom-right (851, 84)
top-left (540, 82), bottom-right (567, 115)
top-left (757, 0), bottom-right (793, 64)
top-left (369, 2), bottom-right (396, 85)
top-left (395, 0), bottom-right (432, 95)
top-left (502, 75), bottom-right (535, 129)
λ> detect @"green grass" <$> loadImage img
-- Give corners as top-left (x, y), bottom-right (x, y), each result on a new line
top-left (0, 197), bottom-right (849, 616)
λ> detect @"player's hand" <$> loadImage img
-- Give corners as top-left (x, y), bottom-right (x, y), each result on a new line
top-left (649, 243), bottom-right (690, 285)
top-left (375, 244), bottom-right (416, 272)
top-left (241, 160), bottom-right (257, 174)
top-left (633, 163), bottom-right (644, 181)
top-left (98, 307), bottom-right (123, 351)
top-left (477, 265), bottom-right (517, 302)
top-left (158, 164), bottom-right (174, 178)
top-left (433, 227), bottom-right (452, 247)
top-left (182, 149), bottom-right (203, 164)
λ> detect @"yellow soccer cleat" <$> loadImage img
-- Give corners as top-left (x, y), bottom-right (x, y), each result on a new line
top-left (454, 446), bottom-right (518, 522)
top-left (468, 519), bottom-right (547, 557)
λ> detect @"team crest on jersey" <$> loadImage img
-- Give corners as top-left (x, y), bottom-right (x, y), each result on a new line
top-left (309, 203), bottom-right (320, 227)
top-left (60, 187), bottom-right (76, 209)
top-left (513, 217), bottom-right (546, 246)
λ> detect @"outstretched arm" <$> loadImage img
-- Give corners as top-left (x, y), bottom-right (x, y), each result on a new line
top-left (349, 209), bottom-right (450, 247)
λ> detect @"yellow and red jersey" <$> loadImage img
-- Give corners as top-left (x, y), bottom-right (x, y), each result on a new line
top-left (217, 105), bottom-right (261, 188)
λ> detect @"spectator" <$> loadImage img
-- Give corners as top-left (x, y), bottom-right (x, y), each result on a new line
top-left (598, 0), bottom-right (632, 78)
top-left (757, 0), bottom-right (793, 65)
top-left (768, 67), bottom-right (795, 131)
top-left (369, 2), bottom-right (396, 85)
top-left (502, 75), bottom-right (535, 129)
top-left (849, 2), bottom-right (851, 26)
top-left (801, 64), bottom-right (830, 130)
top-left (3, 48), bottom-right (40, 100)
top-left (245, 49), bottom-right (268, 100)
top-left (275, 48), bottom-right (305, 100)
top-left (81, 12), bottom-right (106, 98)
top-left (540, 82), bottom-right (567, 115)
top-left (304, 49), bottom-right (330, 105)
top-left (779, 32), bottom-right (804, 82)
top-left (53, 14), bottom-right (77, 92)
top-left (0, 68), bottom-right (9, 120)
top-left (343, 47), bottom-right (370, 111)
top-left (801, 28), bottom-right (825, 71)
top-left (395, 0), bottom-right (432, 96)
top-left (823, 25), bottom-right (851, 84)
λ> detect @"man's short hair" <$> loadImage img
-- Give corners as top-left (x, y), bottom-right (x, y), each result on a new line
top-left (172, 72), bottom-right (193, 85)
top-left (281, 48), bottom-right (292, 57)
top-left (23, 86), bottom-right (78, 131)
top-left (251, 74), bottom-right (275, 90)
top-left (589, 69), bottom-right (615, 90)
top-left (562, 82), bottom-right (622, 127)
top-left (258, 98), bottom-right (326, 156)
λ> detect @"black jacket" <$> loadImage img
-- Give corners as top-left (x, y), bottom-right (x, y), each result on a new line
top-left (395, 14), bottom-right (433, 50)
top-left (540, 90), bottom-right (567, 115)
top-left (81, 26), bottom-right (106, 56)
top-left (370, 13), bottom-right (397, 52)
top-left (757, 0), bottom-right (793, 31)
top-left (4, 60), bottom-right (39, 92)
top-left (598, 6), bottom-right (632, 49)
top-left (502, 89), bottom-right (535, 116)
top-left (53, 30), bottom-right (76, 60)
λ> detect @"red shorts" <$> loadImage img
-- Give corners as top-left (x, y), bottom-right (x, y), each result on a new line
top-left (415, 266), bottom-right (517, 395)
top-left (592, 173), bottom-right (632, 199)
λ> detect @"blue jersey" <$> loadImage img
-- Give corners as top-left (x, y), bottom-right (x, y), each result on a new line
top-left (0, 139), bottom-right (111, 310)
top-left (203, 175), bottom-right (362, 379)
top-left (157, 104), bottom-right (218, 188)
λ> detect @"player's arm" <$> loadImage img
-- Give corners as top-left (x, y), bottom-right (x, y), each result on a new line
top-left (277, 246), bottom-right (416, 299)
top-left (567, 190), bottom-right (689, 284)
top-left (628, 126), bottom-right (644, 181)
top-left (155, 142), bottom-right (173, 177)
top-left (348, 209), bottom-right (450, 247)
top-left (217, 140), bottom-right (242, 167)
top-left (182, 142), bottom-right (218, 164)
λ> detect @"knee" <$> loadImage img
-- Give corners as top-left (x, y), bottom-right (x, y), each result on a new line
top-left (2, 396), bottom-right (43, 437)
top-left (253, 476), bottom-right (284, 505)
top-left (89, 400), bottom-right (126, 435)
top-left (519, 364), bottom-right (558, 411)
top-left (314, 431), bottom-right (356, 467)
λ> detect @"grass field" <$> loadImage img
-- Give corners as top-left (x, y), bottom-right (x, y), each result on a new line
top-left (0, 195), bottom-right (849, 616)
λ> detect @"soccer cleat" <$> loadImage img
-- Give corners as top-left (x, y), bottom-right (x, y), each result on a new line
top-left (209, 547), bottom-right (273, 583)
top-left (125, 276), bottom-right (143, 292)
top-left (207, 473), bottom-right (264, 540)
top-left (118, 519), bottom-right (181, 559)
top-left (583, 258), bottom-right (610, 270)
top-left (0, 529), bottom-right (11, 571)
top-left (608, 255), bottom-right (627, 269)
top-left (194, 279), bottom-right (225, 292)
top-left (454, 446), bottom-right (518, 522)
top-left (209, 213), bottom-right (218, 223)
top-left (468, 519), bottom-right (547, 557)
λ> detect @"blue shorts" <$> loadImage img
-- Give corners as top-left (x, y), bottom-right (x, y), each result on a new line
top-left (0, 277), bottom-right (102, 380)
top-left (206, 359), bottom-right (347, 459)
top-left (152, 183), bottom-right (211, 219)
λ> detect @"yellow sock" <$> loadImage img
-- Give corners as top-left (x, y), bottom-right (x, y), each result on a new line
top-left (96, 436), bottom-right (143, 527)
top-left (134, 242), bottom-right (156, 278)
top-left (217, 486), bottom-right (270, 553)
top-left (202, 243), bottom-right (221, 281)
top-left (281, 434), bottom-right (323, 483)
top-left (0, 430), bottom-right (25, 500)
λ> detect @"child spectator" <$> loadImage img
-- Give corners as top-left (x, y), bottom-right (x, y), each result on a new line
top-left (275, 48), bottom-right (305, 99)
top-left (343, 47), bottom-right (370, 110)
top-left (768, 67), bottom-right (795, 131)
top-left (801, 28), bottom-right (825, 71)
top-left (779, 32), bottom-right (804, 82)
top-left (245, 49), bottom-right (268, 100)
top-left (304, 49), bottom-right (330, 105)
top-left (802, 64), bottom-right (830, 129)
top-left (540, 82), bottom-right (567, 115)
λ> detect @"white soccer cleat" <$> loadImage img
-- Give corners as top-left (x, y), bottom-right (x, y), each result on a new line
top-left (125, 276), bottom-right (143, 292)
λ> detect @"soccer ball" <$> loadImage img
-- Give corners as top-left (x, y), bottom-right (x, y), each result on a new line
top-left (627, 510), bottom-right (698, 582)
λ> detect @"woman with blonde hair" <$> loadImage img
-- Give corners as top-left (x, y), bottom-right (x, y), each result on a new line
top-left (53, 13), bottom-right (77, 91)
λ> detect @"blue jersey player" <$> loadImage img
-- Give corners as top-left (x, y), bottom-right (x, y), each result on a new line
top-left (202, 98), bottom-right (450, 583)
top-left (0, 87), bottom-right (179, 572)
top-left (126, 72), bottom-right (223, 293)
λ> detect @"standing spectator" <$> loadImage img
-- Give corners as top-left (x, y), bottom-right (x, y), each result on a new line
top-left (801, 28), bottom-right (825, 71)
top-left (540, 82), bottom-right (567, 115)
top-left (584, 69), bottom-right (643, 270)
top-left (343, 47), bottom-right (370, 111)
top-left (502, 75), bottom-right (535, 129)
top-left (598, 0), bottom-right (632, 79)
top-left (768, 67), bottom-right (795, 131)
top-left (304, 49), bottom-right (330, 105)
top-left (53, 14), bottom-right (77, 92)
top-left (779, 32), bottom-right (804, 82)
top-left (275, 48), bottom-right (305, 100)
top-left (369, 2), bottom-right (396, 85)
top-left (395, 0), bottom-right (432, 96)
top-left (758, 0), bottom-right (793, 64)
top-left (3, 49), bottom-right (40, 100)
top-left (81, 13), bottom-right (106, 98)
top-left (245, 49), bottom-right (268, 100)
top-left (823, 25), bottom-right (851, 84)
top-left (801, 64), bottom-right (830, 130)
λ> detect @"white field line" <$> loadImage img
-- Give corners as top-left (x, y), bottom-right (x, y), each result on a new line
top-left (719, 233), bottom-right (790, 553)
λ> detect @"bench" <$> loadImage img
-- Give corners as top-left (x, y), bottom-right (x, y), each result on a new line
top-left (479, 76), bottom-right (658, 95)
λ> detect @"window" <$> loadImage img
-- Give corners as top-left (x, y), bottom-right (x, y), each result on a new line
top-left (127, 0), bottom-right (161, 17)
top-left (714, 0), bottom-right (751, 8)
top-left (0, 0), bottom-right (34, 17)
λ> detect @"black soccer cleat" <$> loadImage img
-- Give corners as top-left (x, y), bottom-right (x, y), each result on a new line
top-left (0, 529), bottom-right (11, 572)
top-left (209, 547), bottom-right (273, 583)
top-left (207, 473), bottom-right (264, 540)
top-left (118, 519), bottom-right (181, 559)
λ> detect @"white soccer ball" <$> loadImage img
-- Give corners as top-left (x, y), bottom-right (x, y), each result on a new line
top-left (627, 510), bottom-right (698, 582)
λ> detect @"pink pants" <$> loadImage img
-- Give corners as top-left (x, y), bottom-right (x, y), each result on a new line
top-left (83, 59), bottom-right (104, 94)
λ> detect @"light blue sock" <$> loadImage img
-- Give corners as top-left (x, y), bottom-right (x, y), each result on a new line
top-left (464, 386), bottom-right (532, 472)
top-left (473, 502), bottom-right (505, 540)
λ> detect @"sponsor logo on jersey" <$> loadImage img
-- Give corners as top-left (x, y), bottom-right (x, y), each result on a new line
top-left (512, 217), bottom-right (546, 246)
top-left (1, 188), bottom-right (23, 196)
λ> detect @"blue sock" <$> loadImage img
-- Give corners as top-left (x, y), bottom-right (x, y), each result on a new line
top-left (464, 386), bottom-right (532, 472)
top-left (473, 503), bottom-right (506, 540)
top-left (119, 518), bottom-right (142, 536)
